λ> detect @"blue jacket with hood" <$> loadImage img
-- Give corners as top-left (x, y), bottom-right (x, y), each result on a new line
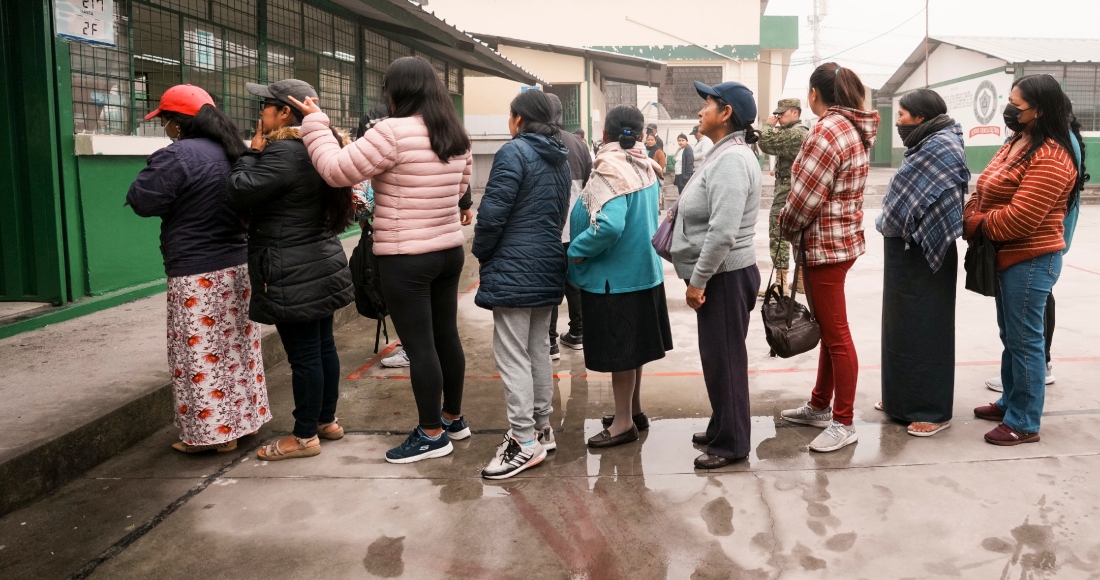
top-left (473, 132), bottom-right (571, 309)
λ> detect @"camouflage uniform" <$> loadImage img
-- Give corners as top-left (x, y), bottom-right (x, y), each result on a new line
top-left (758, 113), bottom-right (808, 270)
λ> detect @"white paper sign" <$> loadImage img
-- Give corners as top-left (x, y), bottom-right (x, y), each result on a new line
top-left (55, 0), bottom-right (115, 47)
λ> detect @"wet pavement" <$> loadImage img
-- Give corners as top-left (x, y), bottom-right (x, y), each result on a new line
top-left (2, 208), bottom-right (1100, 579)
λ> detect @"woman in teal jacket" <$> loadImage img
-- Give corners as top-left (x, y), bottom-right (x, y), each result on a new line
top-left (568, 105), bottom-right (672, 449)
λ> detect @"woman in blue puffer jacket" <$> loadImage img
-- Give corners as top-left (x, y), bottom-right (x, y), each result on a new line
top-left (473, 89), bottom-right (570, 480)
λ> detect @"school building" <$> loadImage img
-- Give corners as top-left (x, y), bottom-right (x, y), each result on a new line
top-left (0, 0), bottom-right (539, 337)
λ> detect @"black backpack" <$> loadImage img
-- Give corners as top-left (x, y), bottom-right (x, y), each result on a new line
top-left (349, 228), bottom-right (389, 352)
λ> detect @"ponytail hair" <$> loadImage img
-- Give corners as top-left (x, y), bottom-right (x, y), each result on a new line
top-left (809, 62), bottom-right (866, 110)
top-left (604, 104), bottom-right (644, 149)
top-left (509, 90), bottom-right (560, 138)
top-left (162, 104), bottom-right (247, 162)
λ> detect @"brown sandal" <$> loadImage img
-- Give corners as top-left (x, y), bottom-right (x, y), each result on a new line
top-left (257, 435), bottom-right (321, 461)
top-left (318, 419), bottom-right (344, 440)
top-left (171, 439), bottom-right (238, 454)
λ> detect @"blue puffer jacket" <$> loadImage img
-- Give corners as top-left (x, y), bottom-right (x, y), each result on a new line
top-left (473, 132), bottom-right (570, 309)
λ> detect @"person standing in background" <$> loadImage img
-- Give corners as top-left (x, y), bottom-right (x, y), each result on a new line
top-left (673, 133), bottom-right (694, 195)
top-left (646, 123), bottom-right (664, 152)
top-left (757, 98), bottom-right (807, 296)
top-left (546, 94), bottom-right (592, 358)
top-left (645, 134), bottom-right (666, 178)
top-left (691, 125), bottom-right (713, 165)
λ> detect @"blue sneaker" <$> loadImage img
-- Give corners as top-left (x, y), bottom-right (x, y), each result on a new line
top-left (445, 415), bottom-right (471, 441)
top-left (385, 428), bottom-right (454, 464)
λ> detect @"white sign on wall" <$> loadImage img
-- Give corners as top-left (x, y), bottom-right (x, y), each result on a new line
top-left (893, 70), bottom-right (1014, 148)
top-left (55, 0), bottom-right (115, 47)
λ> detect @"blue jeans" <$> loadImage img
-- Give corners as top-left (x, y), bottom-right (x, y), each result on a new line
top-left (995, 252), bottom-right (1061, 433)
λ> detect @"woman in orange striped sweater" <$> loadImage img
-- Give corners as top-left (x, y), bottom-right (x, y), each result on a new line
top-left (964, 74), bottom-right (1081, 446)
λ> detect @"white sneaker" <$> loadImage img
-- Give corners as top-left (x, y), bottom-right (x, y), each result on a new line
top-left (381, 350), bottom-right (411, 368)
top-left (985, 363), bottom-right (1056, 392)
top-left (481, 435), bottom-right (546, 480)
top-left (809, 420), bottom-right (858, 453)
top-left (780, 402), bottom-right (833, 428)
top-left (537, 425), bottom-right (556, 451)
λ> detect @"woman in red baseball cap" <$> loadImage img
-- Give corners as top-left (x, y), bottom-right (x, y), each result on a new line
top-left (127, 84), bottom-right (272, 454)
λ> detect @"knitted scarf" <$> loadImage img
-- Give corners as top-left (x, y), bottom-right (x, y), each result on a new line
top-left (902, 113), bottom-right (956, 149)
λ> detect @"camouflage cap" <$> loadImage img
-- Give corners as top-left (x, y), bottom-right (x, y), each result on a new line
top-left (772, 98), bottom-right (801, 115)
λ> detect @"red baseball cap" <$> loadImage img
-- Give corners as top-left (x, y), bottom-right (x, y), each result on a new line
top-left (145, 84), bottom-right (215, 120)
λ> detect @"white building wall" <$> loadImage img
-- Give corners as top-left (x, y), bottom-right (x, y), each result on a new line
top-left (897, 44), bottom-right (1008, 93)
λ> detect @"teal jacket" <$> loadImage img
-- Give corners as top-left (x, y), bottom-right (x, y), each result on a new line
top-left (567, 181), bottom-right (663, 293)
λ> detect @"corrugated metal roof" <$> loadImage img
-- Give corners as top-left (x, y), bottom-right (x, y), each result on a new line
top-left (935, 36), bottom-right (1100, 64)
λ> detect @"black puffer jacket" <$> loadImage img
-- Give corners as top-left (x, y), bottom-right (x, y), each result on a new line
top-left (227, 126), bottom-right (353, 324)
top-left (472, 132), bottom-right (570, 309)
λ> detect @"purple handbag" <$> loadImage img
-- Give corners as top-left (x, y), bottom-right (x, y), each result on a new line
top-left (651, 200), bottom-right (679, 262)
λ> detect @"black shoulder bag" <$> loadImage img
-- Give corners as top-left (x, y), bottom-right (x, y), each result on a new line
top-left (761, 231), bottom-right (821, 358)
top-left (963, 219), bottom-right (998, 297)
top-left (349, 227), bottom-right (390, 352)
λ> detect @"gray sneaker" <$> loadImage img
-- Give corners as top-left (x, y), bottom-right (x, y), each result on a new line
top-left (780, 402), bottom-right (833, 427)
top-left (381, 350), bottom-right (411, 368)
top-left (537, 425), bottom-right (556, 451)
top-left (985, 363), bottom-right (1055, 392)
top-left (809, 420), bottom-right (858, 453)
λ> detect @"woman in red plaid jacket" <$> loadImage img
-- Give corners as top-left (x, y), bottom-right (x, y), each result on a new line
top-left (777, 62), bottom-right (880, 453)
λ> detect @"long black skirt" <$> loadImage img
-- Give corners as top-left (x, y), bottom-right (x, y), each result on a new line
top-left (880, 236), bottom-right (957, 423)
top-left (580, 284), bottom-right (673, 373)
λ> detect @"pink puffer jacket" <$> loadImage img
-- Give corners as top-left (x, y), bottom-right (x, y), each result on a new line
top-left (301, 112), bottom-right (472, 256)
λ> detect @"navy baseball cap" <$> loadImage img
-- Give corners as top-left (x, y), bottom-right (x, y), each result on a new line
top-left (694, 81), bottom-right (757, 125)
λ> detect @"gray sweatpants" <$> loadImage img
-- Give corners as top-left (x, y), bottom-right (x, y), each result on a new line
top-left (492, 306), bottom-right (554, 443)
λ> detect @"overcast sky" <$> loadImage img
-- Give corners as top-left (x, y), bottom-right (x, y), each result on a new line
top-left (768, 0), bottom-right (1100, 98)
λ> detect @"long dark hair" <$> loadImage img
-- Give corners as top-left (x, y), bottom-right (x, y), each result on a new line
top-left (605, 105), bottom-right (644, 149)
top-left (1009, 75), bottom-right (1078, 195)
top-left (509, 90), bottom-right (560, 138)
top-left (384, 57), bottom-right (470, 161)
top-left (322, 126), bottom-right (355, 234)
top-left (162, 104), bottom-right (247, 162)
top-left (809, 62), bottom-right (866, 110)
top-left (899, 89), bottom-right (947, 121)
top-left (1063, 93), bottom-right (1088, 208)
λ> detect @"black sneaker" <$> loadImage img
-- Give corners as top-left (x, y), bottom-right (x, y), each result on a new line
top-left (559, 332), bottom-right (583, 350)
top-left (550, 342), bottom-right (560, 361)
top-left (385, 427), bottom-right (453, 464)
top-left (444, 414), bottom-right (471, 440)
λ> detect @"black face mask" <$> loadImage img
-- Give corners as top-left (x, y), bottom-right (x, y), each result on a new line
top-left (1003, 104), bottom-right (1028, 133)
top-left (896, 123), bottom-right (919, 141)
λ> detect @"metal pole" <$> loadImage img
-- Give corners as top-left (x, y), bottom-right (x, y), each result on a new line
top-left (812, 0), bottom-right (821, 67)
top-left (924, 0), bottom-right (930, 87)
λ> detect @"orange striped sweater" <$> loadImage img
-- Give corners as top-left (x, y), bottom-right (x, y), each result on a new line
top-left (963, 138), bottom-right (1076, 270)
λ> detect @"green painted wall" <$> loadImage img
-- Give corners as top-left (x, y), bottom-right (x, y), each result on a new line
top-left (873, 106), bottom-right (892, 165)
top-left (75, 156), bottom-right (165, 294)
top-left (760, 16), bottom-right (799, 50)
top-left (1083, 137), bottom-right (1100, 180)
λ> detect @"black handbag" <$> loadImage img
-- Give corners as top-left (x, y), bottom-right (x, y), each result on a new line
top-left (964, 219), bottom-right (998, 297)
top-left (349, 228), bottom-right (390, 352)
top-left (761, 232), bottom-right (821, 358)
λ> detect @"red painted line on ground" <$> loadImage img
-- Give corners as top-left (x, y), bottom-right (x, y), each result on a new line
top-left (348, 356), bottom-right (1100, 380)
top-left (345, 340), bottom-right (400, 380)
top-left (1066, 264), bottom-right (1100, 277)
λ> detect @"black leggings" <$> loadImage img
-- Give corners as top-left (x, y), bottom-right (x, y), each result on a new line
top-left (377, 246), bottom-right (466, 429)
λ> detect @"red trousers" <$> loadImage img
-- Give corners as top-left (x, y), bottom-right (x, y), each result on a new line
top-left (806, 259), bottom-right (858, 425)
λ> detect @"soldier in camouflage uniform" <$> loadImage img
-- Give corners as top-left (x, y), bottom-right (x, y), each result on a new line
top-left (758, 98), bottom-right (808, 295)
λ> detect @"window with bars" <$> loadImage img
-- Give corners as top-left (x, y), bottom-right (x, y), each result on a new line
top-left (67, 0), bottom-right (462, 138)
top-left (545, 84), bottom-right (581, 132)
top-left (605, 81), bottom-right (638, 109)
top-left (659, 66), bottom-right (722, 120)
top-left (1021, 63), bottom-right (1100, 131)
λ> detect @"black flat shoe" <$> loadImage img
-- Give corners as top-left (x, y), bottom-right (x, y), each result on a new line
top-left (692, 432), bottom-right (709, 446)
top-left (587, 425), bottom-right (640, 448)
top-left (600, 412), bottom-right (650, 431)
top-left (693, 453), bottom-right (743, 470)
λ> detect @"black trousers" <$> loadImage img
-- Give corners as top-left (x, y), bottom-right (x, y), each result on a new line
top-left (275, 314), bottom-right (339, 439)
top-left (696, 266), bottom-right (760, 460)
top-left (1045, 293), bottom-right (1055, 364)
top-left (377, 246), bottom-right (465, 429)
top-left (550, 244), bottom-right (583, 341)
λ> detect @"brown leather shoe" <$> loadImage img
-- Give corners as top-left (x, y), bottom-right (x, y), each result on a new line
top-left (601, 412), bottom-right (650, 431)
top-left (985, 423), bottom-right (1039, 446)
top-left (694, 453), bottom-right (743, 470)
top-left (587, 425), bottom-right (640, 448)
top-left (974, 403), bottom-right (1006, 422)
top-left (692, 432), bottom-right (709, 446)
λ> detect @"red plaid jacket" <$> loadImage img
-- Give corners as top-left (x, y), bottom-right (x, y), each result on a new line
top-left (779, 106), bottom-right (880, 266)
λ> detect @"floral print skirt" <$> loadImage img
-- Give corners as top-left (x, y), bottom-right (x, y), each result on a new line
top-left (167, 264), bottom-right (271, 445)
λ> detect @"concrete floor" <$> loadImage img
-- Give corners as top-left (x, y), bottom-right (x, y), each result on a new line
top-left (3, 208), bottom-right (1100, 579)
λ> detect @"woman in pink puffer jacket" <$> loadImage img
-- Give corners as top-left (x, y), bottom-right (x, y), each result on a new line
top-left (293, 56), bottom-right (474, 464)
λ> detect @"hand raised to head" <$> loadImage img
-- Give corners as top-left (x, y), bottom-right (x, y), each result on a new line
top-left (286, 95), bottom-right (321, 117)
